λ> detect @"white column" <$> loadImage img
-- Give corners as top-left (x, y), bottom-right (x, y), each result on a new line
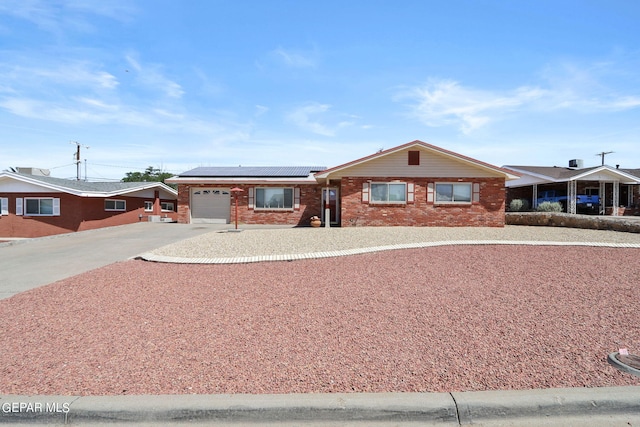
top-left (613, 180), bottom-right (619, 216)
top-left (599, 181), bottom-right (606, 215)
top-left (324, 181), bottom-right (331, 228)
top-left (567, 180), bottom-right (577, 214)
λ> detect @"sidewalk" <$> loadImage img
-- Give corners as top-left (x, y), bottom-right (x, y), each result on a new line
top-left (2, 387), bottom-right (640, 425)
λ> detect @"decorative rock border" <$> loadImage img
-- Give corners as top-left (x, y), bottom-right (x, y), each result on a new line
top-left (138, 240), bottom-right (640, 265)
top-left (506, 212), bottom-right (640, 233)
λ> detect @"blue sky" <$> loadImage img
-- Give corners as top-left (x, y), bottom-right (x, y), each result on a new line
top-left (1, 0), bottom-right (639, 180)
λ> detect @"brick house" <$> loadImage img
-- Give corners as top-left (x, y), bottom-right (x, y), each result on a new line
top-left (504, 163), bottom-right (640, 216)
top-left (168, 141), bottom-right (519, 227)
top-left (0, 170), bottom-right (178, 238)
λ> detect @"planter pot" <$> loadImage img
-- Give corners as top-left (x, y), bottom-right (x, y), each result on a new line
top-left (310, 219), bottom-right (322, 227)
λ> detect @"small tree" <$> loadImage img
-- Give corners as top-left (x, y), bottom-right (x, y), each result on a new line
top-left (122, 166), bottom-right (176, 188)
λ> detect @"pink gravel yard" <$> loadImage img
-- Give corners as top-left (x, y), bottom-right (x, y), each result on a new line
top-left (1, 245), bottom-right (639, 396)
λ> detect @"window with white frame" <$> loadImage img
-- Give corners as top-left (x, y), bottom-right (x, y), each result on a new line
top-left (144, 201), bottom-right (153, 212)
top-left (435, 183), bottom-right (472, 203)
top-left (1, 198), bottom-right (8, 215)
top-left (161, 202), bottom-right (174, 211)
top-left (255, 188), bottom-right (293, 209)
top-left (104, 199), bottom-right (126, 211)
top-left (370, 182), bottom-right (407, 204)
top-left (24, 197), bottom-right (59, 216)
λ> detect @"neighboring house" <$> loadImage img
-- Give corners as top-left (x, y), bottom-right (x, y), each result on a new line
top-left (167, 140), bottom-right (519, 227)
top-left (504, 161), bottom-right (640, 216)
top-left (0, 170), bottom-right (178, 238)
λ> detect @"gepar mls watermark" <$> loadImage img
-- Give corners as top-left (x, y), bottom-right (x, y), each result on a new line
top-left (2, 401), bottom-right (70, 414)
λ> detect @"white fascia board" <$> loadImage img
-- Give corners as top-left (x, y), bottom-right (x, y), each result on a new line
top-left (0, 172), bottom-right (178, 198)
top-left (571, 166), bottom-right (640, 183)
top-left (501, 167), bottom-right (556, 183)
top-left (0, 172), bottom-right (73, 194)
top-left (104, 182), bottom-right (178, 197)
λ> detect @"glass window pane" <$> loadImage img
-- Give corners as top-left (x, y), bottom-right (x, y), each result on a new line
top-left (453, 184), bottom-right (471, 202)
top-left (370, 184), bottom-right (388, 202)
top-left (264, 188), bottom-right (282, 208)
top-left (26, 199), bottom-right (39, 214)
top-left (255, 188), bottom-right (293, 208)
top-left (256, 189), bottom-right (265, 208)
top-left (435, 184), bottom-right (453, 202)
top-left (283, 188), bottom-right (293, 208)
top-left (388, 184), bottom-right (406, 202)
top-left (39, 199), bottom-right (53, 214)
top-left (116, 200), bottom-right (125, 210)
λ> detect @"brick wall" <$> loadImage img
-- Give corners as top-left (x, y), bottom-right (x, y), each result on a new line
top-left (0, 193), bottom-right (178, 238)
top-left (340, 177), bottom-right (506, 227)
top-left (176, 184), bottom-right (192, 224)
top-left (176, 183), bottom-right (323, 226)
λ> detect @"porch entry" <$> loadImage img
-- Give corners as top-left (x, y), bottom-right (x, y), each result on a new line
top-left (321, 188), bottom-right (339, 225)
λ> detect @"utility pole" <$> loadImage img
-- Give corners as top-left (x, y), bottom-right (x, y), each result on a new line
top-left (595, 151), bottom-right (614, 166)
top-left (71, 141), bottom-right (89, 180)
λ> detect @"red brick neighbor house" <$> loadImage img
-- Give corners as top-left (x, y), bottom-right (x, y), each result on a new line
top-left (504, 163), bottom-right (640, 216)
top-left (167, 141), bottom-right (519, 227)
top-left (0, 170), bottom-right (178, 238)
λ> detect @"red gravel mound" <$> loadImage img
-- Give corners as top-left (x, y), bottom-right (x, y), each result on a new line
top-left (1, 245), bottom-right (639, 395)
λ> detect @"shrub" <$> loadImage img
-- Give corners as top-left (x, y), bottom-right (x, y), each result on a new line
top-left (536, 201), bottom-right (563, 212)
top-left (509, 198), bottom-right (530, 212)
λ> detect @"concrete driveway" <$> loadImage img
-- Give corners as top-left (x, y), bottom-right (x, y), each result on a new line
top-left (0, 222), bottom-right (225, 300)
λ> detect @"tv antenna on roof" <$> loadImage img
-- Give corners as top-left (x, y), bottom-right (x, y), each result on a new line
top-left (595, 151), bottom-right (614, 166)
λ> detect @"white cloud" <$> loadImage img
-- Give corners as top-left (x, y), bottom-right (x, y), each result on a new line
top-left (286, 103), bottom-right (335, 136)
top-left (255, 105), bottom-right (269, 116)
top-left (272, 47), bottom-right (318, 68)
top-left (398, 79), bottom-right (542, 134)
top-left (125, 54), bottom-right (184, 99)
top-left (399, 66), bottom-right (640, 134)
top-left (0, 0), bottom-right (135, 35)
top-left (0, 62), bottom-right (119, 91)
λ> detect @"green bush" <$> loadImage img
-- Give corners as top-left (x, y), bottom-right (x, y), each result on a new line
top-left (536, 201), bottom-right (563, 212)
top-left (509, 198), bottom-right (530, 211)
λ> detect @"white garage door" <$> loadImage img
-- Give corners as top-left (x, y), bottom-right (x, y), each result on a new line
top-left (191, 188), bottom-right (231, 224)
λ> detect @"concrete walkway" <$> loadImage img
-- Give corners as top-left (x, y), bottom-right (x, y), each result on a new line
top-left (0, 222), bottom-right (224, 300)
top-left (2, 387), bottom-right (640, 425)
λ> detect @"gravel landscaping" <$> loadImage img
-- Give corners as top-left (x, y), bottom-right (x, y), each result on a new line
top-left (1, 226), bottom-right (640, 396)
top-left (149, 225), bottom-right (640, 259)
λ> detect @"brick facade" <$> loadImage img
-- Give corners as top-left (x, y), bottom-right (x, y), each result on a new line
top-left (177, 179), bottom-right (507, 227)
top-left (177, 183), bottom-right (323, 226)
top-left (0, 192), bottom-right (178, 238)
top-left (340, 177), bottom-right (506, 227)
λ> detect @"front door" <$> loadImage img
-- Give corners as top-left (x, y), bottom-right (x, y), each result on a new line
top-left (321, 188), bottom-right (339, 225)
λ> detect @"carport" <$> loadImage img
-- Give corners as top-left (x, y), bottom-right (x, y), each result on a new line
top-left (505, 165), bottom-right (640, 215)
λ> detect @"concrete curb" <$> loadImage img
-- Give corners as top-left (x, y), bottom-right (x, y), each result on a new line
top-left (2, 387), bottom-right (640, 425)
top-left (138, 240), bottom-right (640, 264)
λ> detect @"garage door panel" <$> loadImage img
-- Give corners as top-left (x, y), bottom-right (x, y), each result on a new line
top-left (191, 188), bottom-right (230, 223)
